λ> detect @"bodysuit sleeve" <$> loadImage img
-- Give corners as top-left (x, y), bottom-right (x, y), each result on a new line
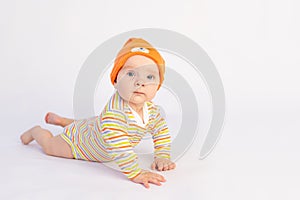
top-left (97, 109), bottom-right (142, 180)
top-left (151, 108), bottom-right (171, 159)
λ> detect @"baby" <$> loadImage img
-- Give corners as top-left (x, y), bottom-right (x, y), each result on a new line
top-left (20, 38), bottom-right (176, 189)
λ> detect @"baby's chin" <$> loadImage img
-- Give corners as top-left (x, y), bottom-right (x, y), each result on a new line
top-left (128, 94), bottom-right (149, 104)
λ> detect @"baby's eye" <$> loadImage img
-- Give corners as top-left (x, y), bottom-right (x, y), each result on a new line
top-left (147, 75), bottom-right (155, 80)
top-left (127, 71), bottom-right (135, 77)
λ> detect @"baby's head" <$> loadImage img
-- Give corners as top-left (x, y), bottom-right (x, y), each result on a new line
top-left (110, 38), bottom-right (165, 105)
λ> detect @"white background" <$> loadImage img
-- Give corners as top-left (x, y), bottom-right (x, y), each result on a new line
top-left (0, 0), bottom-right (299, 199)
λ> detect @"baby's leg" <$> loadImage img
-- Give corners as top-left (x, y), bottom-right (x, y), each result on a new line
top-left (45, 112), bottom-right (74, 127)
top-left (20, 126), bottom-right (73, 159)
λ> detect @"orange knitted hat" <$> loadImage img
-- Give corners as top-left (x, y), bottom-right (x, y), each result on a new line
top-left (110, 38), bottom-right (165, 90)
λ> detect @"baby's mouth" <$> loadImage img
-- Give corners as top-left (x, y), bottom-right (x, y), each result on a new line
top-left (133, 91), bottom-right (145, 95)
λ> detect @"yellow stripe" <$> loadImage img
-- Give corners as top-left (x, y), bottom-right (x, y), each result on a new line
top-left (60, 134), bottom-right (78, 159)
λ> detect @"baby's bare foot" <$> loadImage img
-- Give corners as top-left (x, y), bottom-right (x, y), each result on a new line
top-left (20, 126), bottom-right (40, 145)
top-left (45, 112), bottom-right (63, 126)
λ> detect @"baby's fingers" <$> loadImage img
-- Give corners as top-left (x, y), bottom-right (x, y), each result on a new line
top-left (142, 177), bottom-right (163, 189)
top-left (169, 162), bottom-right (176, 170)
top-left (148, 177), bottom-right (162, 186)
top-left (163, 163), bottom-right (170, 171)
top-left (153, 173), bottom-right (166, 182)
top-left (157, 162), bottom-right (164, 171)
top-left (151, 162), bottom-right (156, 170)
top-left (142, 180), bottom-right (150, 189)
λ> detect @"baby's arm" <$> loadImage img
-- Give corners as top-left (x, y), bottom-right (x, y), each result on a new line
top-left (151, 111), bottom-right (176, 171)
top-left (112, 150), bottom-right (166, 188)
top-left (98, 110), bottom-right (166, 188)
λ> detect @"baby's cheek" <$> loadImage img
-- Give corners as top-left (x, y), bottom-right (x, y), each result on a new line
top-left (148, 91), bottom-right (158, 100)
top-left (147, 85), bottom-right (159, 97)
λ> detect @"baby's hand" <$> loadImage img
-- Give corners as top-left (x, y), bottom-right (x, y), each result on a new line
top-left (151, 158), bottom-right (176, 171)
top-left (131, 170), bottom-right (166, 189)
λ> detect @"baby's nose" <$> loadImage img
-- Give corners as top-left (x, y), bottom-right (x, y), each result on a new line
top-left (134, 80), bottom-right (145, 87)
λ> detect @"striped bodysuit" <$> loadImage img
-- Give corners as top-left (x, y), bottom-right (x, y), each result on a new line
top-left (60, 91), bottom-right (171, 179)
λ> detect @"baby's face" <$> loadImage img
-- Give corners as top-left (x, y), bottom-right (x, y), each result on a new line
top-left (114, 55), bottom-right (160, 105)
